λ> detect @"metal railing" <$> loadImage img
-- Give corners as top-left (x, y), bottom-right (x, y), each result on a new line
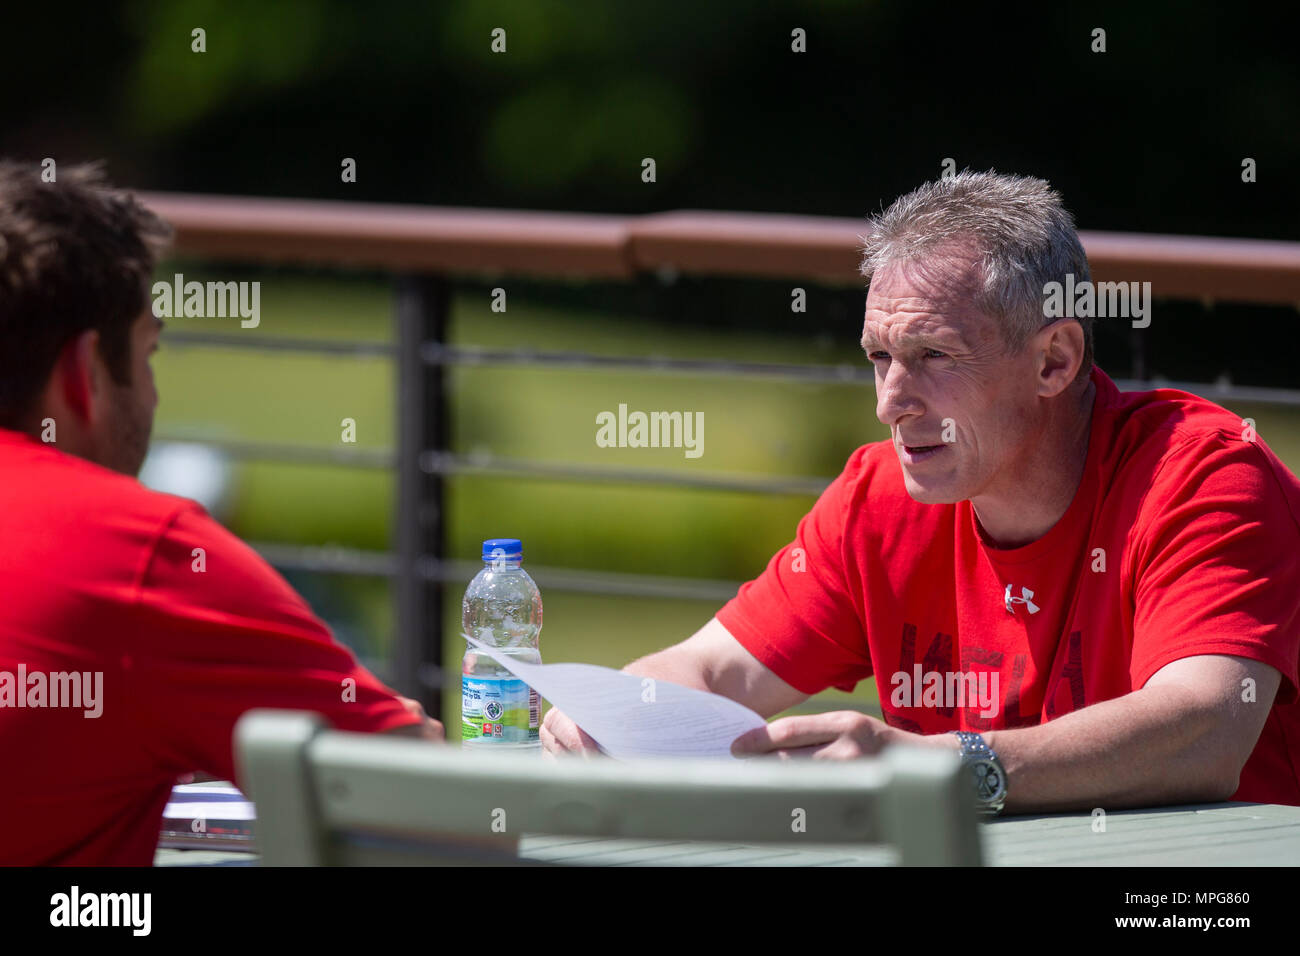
top-left (139, 191), bottom-right (1300, 714)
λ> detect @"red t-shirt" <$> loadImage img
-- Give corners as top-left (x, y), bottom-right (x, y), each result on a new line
top-left (717, 366), bottom-right (1300, 806)
top-left (0, 429), bottom-right (422, 865)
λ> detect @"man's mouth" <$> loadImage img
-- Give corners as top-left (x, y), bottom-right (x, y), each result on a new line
top-left (900, 443), bottom-right (946, 463)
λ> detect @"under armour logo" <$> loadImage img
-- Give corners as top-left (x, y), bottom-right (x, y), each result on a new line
top-left (1005, 584), bottom-right (1040, 615)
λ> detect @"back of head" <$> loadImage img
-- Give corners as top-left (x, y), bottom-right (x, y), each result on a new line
top-left (0, 160), bottom-right (172, 430)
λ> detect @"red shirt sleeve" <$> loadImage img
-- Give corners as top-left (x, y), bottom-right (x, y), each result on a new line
top-left (716, 446), bottom-right (873, 694)
top-left (1130, 433), bottom-right (1300, 704)
top-left (124, 504), bottom-right (423, 786)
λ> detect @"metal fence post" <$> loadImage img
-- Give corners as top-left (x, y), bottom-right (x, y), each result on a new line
top-left (394, 275), bottom-right (451, 721)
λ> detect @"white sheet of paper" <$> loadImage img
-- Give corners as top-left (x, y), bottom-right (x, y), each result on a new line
top-left (164, 784), bottom-right (255, 821)
top-left (462, 634), bottom-right (766, 759)
top-left (162, 800), bottom-right (256, 821)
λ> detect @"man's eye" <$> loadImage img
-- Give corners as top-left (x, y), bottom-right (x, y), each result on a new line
top-left (867, 349), bottom-right (945, 361)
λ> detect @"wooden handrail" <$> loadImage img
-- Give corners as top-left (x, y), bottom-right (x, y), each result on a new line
top-left (139, 192), bottom-right (1300, 304)
top-left (139, 193), bottom-right (635, 279)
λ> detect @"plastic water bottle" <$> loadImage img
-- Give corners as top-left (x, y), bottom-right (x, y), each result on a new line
top-left (461, 538), bottom-right (542, 750)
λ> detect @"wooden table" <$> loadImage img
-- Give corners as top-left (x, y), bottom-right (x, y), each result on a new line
top-left (155, 801), bottom-right (1300, 866)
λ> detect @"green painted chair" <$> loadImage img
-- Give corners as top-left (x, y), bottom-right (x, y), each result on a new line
top-left (234, 709), bottom-right (984, 866)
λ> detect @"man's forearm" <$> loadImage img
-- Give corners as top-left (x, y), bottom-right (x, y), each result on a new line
top-left (977, 685), bottom-right (1240, 813)
top-left (614, 617), bottom-right (812, 719)
top-left (621, 650), bottom-right (712, 693)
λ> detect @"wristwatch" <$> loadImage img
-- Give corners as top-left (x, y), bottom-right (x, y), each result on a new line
top-left (949, 731), bottom-right (1008, 816)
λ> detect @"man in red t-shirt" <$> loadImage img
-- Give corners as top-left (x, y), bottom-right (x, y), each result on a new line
top-left (544, 171), bottom-right (1300, 814)
top-left (0, 161), bottom-right (443, 865)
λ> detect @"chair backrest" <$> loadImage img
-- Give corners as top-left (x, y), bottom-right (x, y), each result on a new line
top-left (234, 709), bottom-right (984, 866)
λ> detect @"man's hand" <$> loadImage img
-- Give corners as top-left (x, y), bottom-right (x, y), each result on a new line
top-left (384, 695), bottom-right (445, 742)
top-left (540, 707), bottom-right (602, 758)
top-left (731, 710), bottom-right (954, 759)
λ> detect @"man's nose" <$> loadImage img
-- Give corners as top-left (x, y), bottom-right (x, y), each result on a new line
top-left (875, 362), bottom-right (923, 425)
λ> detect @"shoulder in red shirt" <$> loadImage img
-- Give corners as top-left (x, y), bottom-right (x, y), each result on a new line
top-left (0, 429), bottom-right (421, 865)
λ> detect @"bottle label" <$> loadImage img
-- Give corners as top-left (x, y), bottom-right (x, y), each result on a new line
top-left (461, 676), bottom-right (540, 744)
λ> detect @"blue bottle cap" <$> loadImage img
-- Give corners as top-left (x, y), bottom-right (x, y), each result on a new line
top-left (482, 538), bottom-right (523, 560)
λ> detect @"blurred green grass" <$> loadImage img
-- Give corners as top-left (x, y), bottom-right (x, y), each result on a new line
top-left (151, 270), bottom-right (1300, 733)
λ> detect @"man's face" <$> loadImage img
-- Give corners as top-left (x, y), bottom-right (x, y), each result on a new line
top-left (100, 306), bottom-right (161, 477)
top-left (862, 253), bottom-right (1044, 505)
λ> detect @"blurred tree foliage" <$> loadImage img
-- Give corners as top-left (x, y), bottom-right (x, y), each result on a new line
top-left (0, 0), bottom-right (1293, 238)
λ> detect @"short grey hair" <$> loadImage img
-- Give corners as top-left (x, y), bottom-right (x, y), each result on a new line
top-left (859, 170), bottom-right (1093, 381)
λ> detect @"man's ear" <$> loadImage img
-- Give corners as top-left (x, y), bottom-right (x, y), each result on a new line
top-left (1035, 319), bottom-right (1086, 398)
top-left (56, 329), bottom-right (103, 424)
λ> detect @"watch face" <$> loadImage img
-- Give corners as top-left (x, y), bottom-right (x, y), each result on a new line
top-left (973, 760), bottom-right (1004, 801)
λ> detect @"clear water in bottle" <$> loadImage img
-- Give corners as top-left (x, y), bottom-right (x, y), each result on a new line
top-left (461, 538), bottom-right (542, 750)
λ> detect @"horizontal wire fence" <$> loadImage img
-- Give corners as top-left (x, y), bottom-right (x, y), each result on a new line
top-left (142, 192), bottom-right (1300, 712)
